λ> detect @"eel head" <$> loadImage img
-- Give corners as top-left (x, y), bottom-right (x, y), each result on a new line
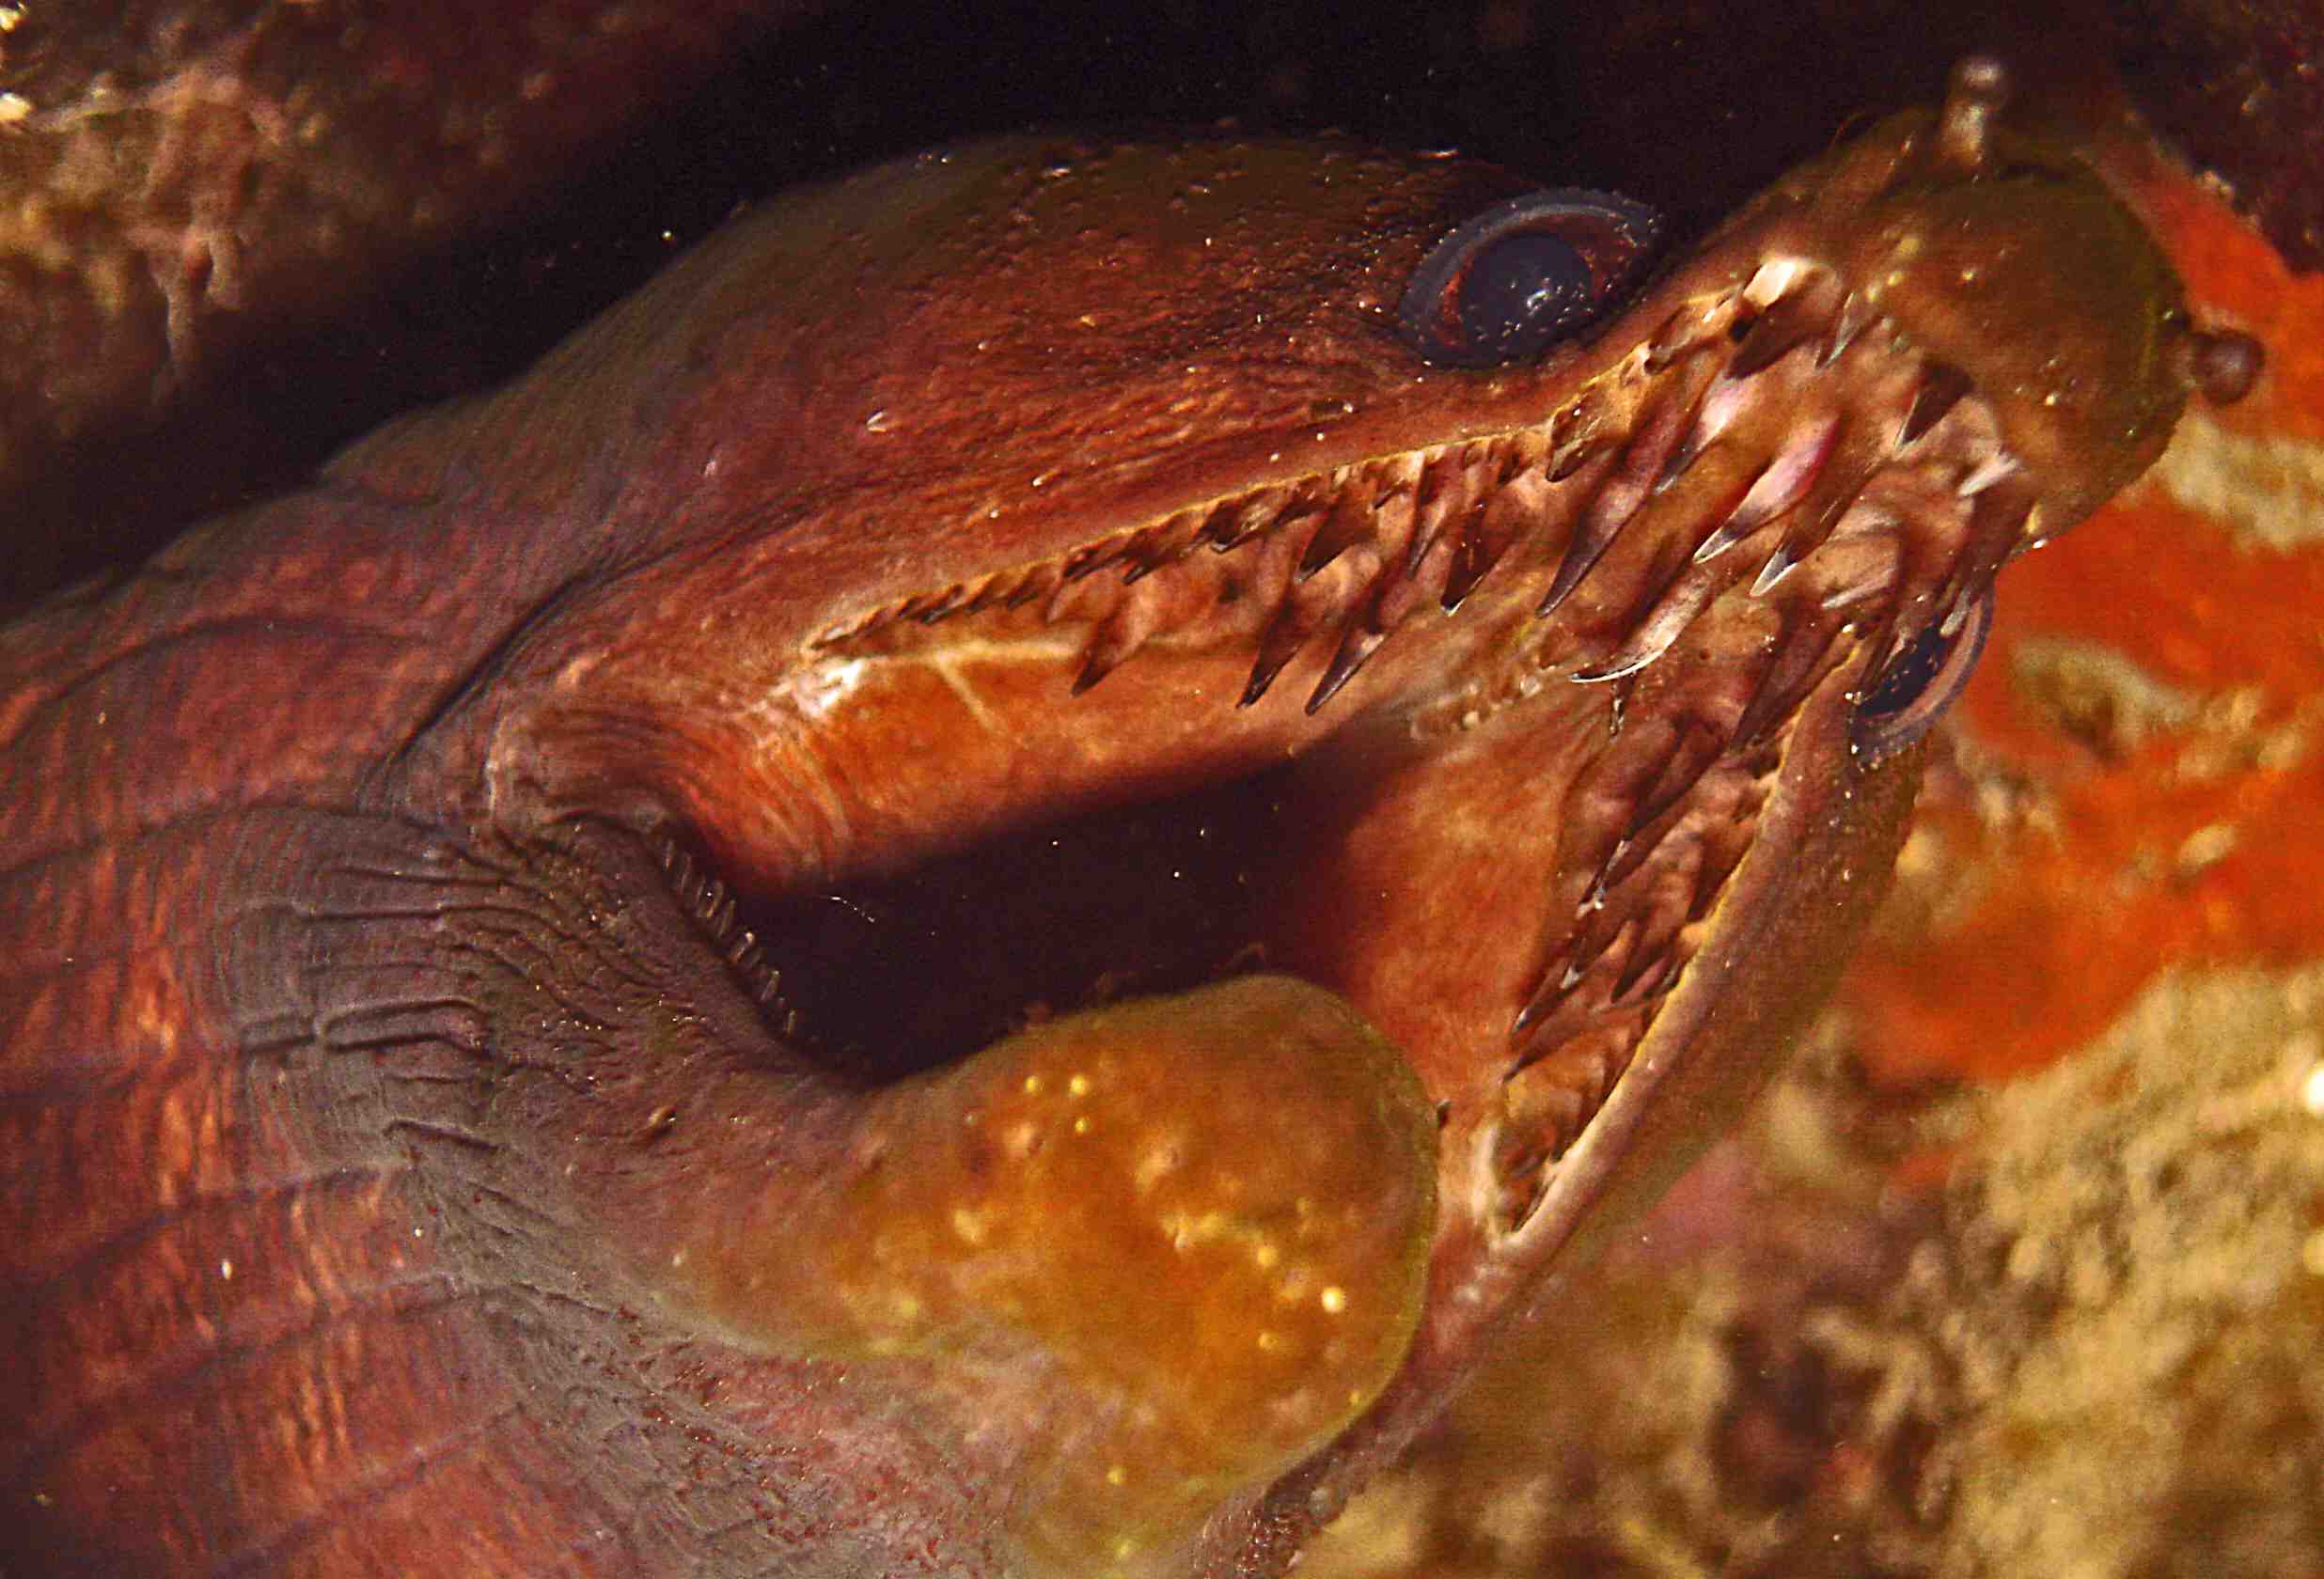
top-left (269, 58), bottom-right (2248, 1577)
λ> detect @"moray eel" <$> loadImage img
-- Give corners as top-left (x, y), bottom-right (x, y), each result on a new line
top-left (0, 59), bottom-right (2253, 1577)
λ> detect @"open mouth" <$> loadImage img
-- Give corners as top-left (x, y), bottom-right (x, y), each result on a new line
top-left (654, 244), bottom-right (2027, 1224)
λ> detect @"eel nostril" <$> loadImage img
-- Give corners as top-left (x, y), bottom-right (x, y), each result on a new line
top-left (2175, 323), bottom-right (2266, 406)
top-left (1933, 55), bottom-right (2012, 179)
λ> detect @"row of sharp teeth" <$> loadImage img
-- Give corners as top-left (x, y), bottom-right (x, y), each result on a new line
top-left (821, 258), bottom-right (2022, 737)
top-left (1464, 264), bottom-right (2025, 1220)
top-left (652, 834), bottom-right (796, 1025)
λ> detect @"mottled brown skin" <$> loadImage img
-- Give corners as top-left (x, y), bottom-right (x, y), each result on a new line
top-left (0, 59), bottom-right (2222, 1579)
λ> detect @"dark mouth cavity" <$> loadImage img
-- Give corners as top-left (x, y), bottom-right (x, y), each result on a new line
top-left (655, 769), bottom-right (1298, 1083)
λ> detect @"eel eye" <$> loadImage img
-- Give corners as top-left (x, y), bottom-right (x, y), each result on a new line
top-left (1851, 589), bottom-right (1995, 758)
top-left (1397, 188), bottom-right (1661, 368)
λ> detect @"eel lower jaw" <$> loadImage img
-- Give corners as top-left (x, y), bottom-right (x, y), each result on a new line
top-left (600, 638), bottom-right (1850, 1577)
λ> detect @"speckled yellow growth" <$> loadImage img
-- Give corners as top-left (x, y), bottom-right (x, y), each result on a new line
top-left (678, 975), bottom-right (1437, 1575)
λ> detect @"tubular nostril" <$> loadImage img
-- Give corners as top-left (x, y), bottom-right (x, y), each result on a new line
top-left (1933, 55), bottom-right (2012, 178)
top-left (2174, 323), bottom-right (2266, 406)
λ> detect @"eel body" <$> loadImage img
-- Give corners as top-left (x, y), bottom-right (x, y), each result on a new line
top-left (0, 58), bottom-right (2250, 1578)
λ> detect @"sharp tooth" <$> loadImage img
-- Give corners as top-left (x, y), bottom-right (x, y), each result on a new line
top-left (1072, 652), bottom-right (1120, 696)
top-left (1129, 509), bottom-right (1207, 581)
top-left (1956, 452), bottom-right (2019, 497)
top-left (1403, 450), bottom-right (1476, 573)
top-left (1306, 625), bottom-right (1390, 714)
top-left (1632, 719), bottom-right (1723, 831)
top-left (1120, 547), bottom-right (1168, 586)
top-left (1727, 660), bottom-right (1790, 752)
top-left (1608, 953), bottom-right (1677, 1010)
top-left (1898, 360), bottom-right (1974, 447)
top-left (1296, 491), bottom-right (1375, 579)
top-left (1511, 918), bottom-right (1636, 1060)
top-left (1374, 537), bottom-right (1445, 627)
top-left (1568, 913), bottom-right (1636, 985)
top-left (1582, 836), bottom-right (1632, 912)
top-left (1931, 486), bottom-right (2031, 630)
top-left (1751, 541), bottom-right (1799, 595)
top-left (1514, 931), bottom-right (1591, 1035)
top-left (1577, 547), bottom-right (1744, 683)
top-left (1073, 601), bottom-right (1158, 695)
top-left (1762, 484), bottom-right (1857, 590)
top-left (1727, 299), bottom-right (1821, 380)
top-left (1821, 291), bottom-right (1874, 366)
top-left (1694, 413), bottom-right (1840, 563)
top-left (1510, 959), bottom-right (1574, 1037)
top-left (1441, 458), bottom-right (1549, 612)
top-left (955, 575), bottom-right (1010, 618)
top-left (1203, 483), bottom-right (1289, 553)
top-left (1005, 563), bottom-right (1060, 608)
top-left (1660, 372), bottom-right (1754, 498)
top-left (1435, 507), bottom-right (1502, 612)
top-left (1570, 648), bottom-right (1659, 684)
top-left (1540, 398), bottom-right (1690, 618)
top-left (1855, 609), bottom-right (1900, 694)
top-left (910, 585), bottom-right (969, 622)
top-left (1645, 302), bottom-right (1706, 371)
top-left (1061, 540), bottom-right (1129, 582)
top-left (1651, 425), bottom-right (1710, 495)
top-left (1547, 433), bottom-right (1610, 483)
top-left (1819, 579), bottom-right (1887, 614)
top-left (1240, 621), bottom-right (1311, 707)
top-left (1729, 605), bottom-right (1841, 744)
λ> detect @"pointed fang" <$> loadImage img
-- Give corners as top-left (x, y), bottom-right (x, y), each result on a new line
top-left (1898, 360), bottom-right (1973, 447)
top-left (1240, 627), bottom-right (1310, 707)
top-left (1957, 452), bottom-right (2019, 498)
top-left (1694, 413), bottom-right (1839, 563)
top-left (1541, 399), bottom-right (1688, 617)
top-left (1751, 542), bottom-right (1798, 595)
top-left (1821, 292), bottom-right (1875, 366)
top-left (1307, 625), bottom-right (1389, 714)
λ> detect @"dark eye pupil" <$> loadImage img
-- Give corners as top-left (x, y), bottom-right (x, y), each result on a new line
top-left (1850, 589), bottom-right (1996, 758)
top-left (1858, 623), bottom-right (1952, 717)
top-left (1397, 187), bottom-right (1658, 369)
top-left (1460, 234), bottom-right (1594, 359)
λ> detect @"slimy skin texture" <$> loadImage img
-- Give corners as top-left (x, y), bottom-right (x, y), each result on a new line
top-left (0, 44), bottom-right (2246, 1579)
top-left (674, 977), bottom-right (1436, 1574)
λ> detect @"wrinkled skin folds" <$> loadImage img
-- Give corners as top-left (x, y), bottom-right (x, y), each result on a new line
top-left (0, 59), bottom-right (2250, 1578)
